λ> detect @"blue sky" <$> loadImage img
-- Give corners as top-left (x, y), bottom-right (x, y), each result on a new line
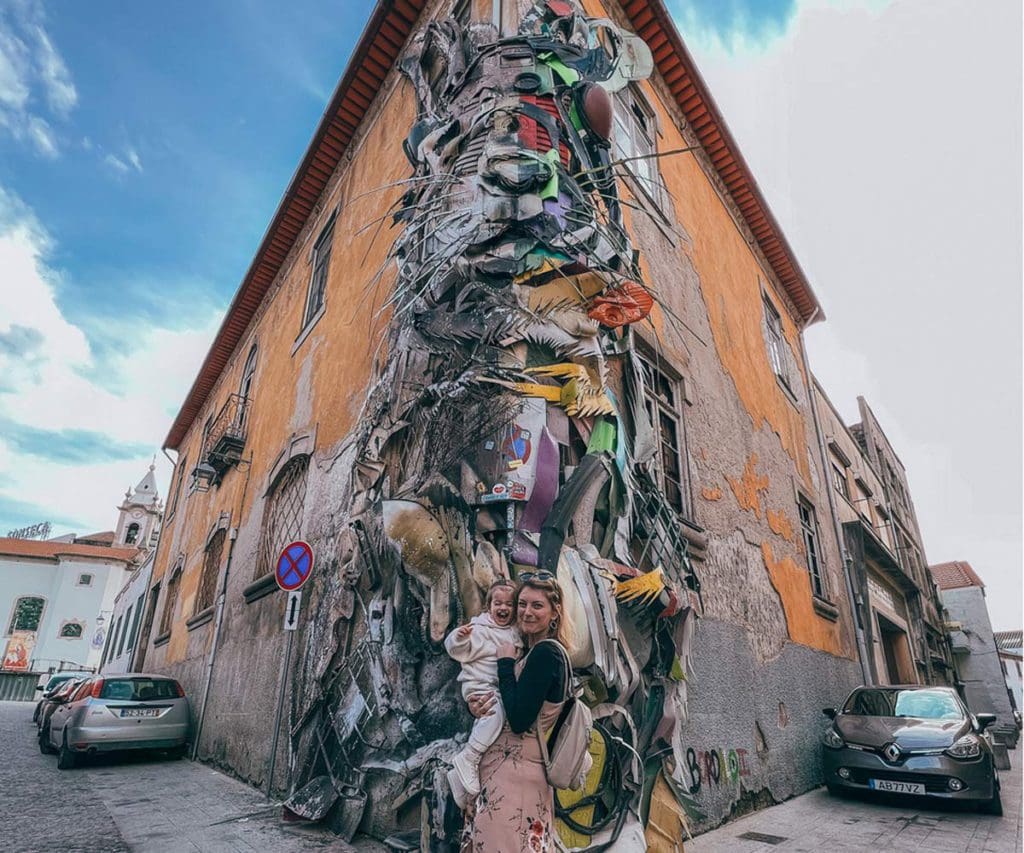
top-left (1, 1), bottom-right (1020, 629)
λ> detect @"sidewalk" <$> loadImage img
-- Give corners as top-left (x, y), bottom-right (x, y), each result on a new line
top-left (686, 748), bottom-right (1021, 853)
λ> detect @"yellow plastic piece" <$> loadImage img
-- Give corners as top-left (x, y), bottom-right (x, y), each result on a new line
top-left (555, 728), bottom-right (608, 848)
top-left (614, 568), bottom-right (666, 606)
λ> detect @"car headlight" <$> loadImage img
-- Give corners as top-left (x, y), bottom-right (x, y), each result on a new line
top-left (823, 727), bottom-right (845, 749)
top-left (945, 734), bottom-right (981, 759)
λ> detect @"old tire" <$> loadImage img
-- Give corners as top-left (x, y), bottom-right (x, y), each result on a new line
top-left (38, 726), bottom-right (56, 755)
top-left (979, 784), bottom-right (1003, 816)
top-left (57, 732), bottom-right (77, 770)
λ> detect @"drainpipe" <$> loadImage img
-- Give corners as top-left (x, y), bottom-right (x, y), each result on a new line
top-left (799, 319), bottom-right (872, 685)
top-left (192, 456), bottom-right (253, 760)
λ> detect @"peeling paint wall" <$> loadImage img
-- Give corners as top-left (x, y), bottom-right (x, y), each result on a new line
top-left (136, 0), bottom-right (865, 838)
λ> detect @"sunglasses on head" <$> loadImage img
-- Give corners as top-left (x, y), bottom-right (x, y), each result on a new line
top-left (518, 570), bottom-right (556, 582)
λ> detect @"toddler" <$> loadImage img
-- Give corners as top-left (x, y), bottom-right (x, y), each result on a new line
top-left (445, 579), bottom-right (521, 808)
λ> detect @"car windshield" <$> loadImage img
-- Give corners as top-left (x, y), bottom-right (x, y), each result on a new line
top-left (99, 678), bottom-right (180, 701)
top-left (45, 674), bottom-right (76, 691)
top-left (844, 688), bottom-right (964, 720)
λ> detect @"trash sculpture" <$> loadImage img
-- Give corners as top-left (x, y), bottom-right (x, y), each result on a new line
top-left (287, 3), bottom-right (702, 849)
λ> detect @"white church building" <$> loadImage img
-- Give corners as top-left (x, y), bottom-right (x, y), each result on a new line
top-left (0, 464), bottom-right (162, 677)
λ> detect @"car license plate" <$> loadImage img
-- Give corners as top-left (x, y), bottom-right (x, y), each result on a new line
top-left (869, 779), bottom-right (924, 794)
top-left (121, 708), bottom-right (159, 718)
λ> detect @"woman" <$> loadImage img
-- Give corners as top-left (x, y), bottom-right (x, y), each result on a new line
top-left (461, 573), bottom-right (572, 852)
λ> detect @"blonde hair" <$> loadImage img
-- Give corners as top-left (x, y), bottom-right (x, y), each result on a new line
top-left (485, 578), bottom-right (516, 608)
top-left (516, 577), bottom-right (572, 649)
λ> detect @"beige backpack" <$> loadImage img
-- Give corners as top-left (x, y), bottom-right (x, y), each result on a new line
top-left (535, 640), bottom-right (594, 791)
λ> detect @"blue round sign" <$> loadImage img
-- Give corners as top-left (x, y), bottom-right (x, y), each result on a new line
top-left (275, 540), bottom-right (314, 591)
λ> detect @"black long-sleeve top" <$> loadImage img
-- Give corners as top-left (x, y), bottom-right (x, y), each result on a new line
top-left (497, 641), bottom-right (567, 734)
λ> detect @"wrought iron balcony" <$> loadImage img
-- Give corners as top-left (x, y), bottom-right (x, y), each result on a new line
top-left (203, 393), bottom-right (250, 475)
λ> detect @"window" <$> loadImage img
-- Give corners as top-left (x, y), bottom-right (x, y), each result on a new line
top-left (158, 565), bottom-right (182, 636)
top-left (127, 593), bottom-right (145, 651)
top-left (196, 528), bottom-right (227, 614)
top-left (109, 617), bottom-right (122, 657)
top-left (71, 679), bottom-right (94, 702)
top-left (799, 497), bottom-right (824, 598)
top-left (116, 607), bottom-right (132, 657)
top-left (238, 344), bottom-right (258, 433)
top-left (256, 455), bottom-right (310, 579)
top-left (763, 296), bottom-right (792, 392)
top-left (58, 621), bottom-right (84, 639)
top-left (638, 353), bottom-right (692, 519)
top-left (125, 523), bottom-right (140, 545)
top-left (302, 216), bottom-right (335, 329)
top-left (7, 596), bottom-right (45, 634)
top-left (613, 87), bottom-right (664, 208)
top-left (831, 463), bottom-right (850, 501)
top-left (77, 573), bottom-right (93, 587)
top-left (168, 455), bottom-right (188, 519)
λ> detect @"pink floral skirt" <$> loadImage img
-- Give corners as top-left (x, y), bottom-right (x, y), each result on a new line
top-left (461, 725), bottom-right (555, 852)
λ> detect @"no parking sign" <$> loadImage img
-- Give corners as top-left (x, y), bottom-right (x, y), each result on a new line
top-left (275, 540), bottom-right (314, 591)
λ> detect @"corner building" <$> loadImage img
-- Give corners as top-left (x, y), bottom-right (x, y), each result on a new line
top-left (139, 0), bottom-right (861, 842)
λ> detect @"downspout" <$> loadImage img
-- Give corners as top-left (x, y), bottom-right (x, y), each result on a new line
top-left (192, 456), bottom-right (253, 760)
top-left (799, 313), bottom-right (872, 685)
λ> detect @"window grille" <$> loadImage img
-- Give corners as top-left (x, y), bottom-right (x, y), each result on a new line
top-left (638, 353), bottom-right (692, 520)
top-left (195, 529), bottom-right (226, 614)
top-left (58, 621), bottom-right (83, 639)
top-left (256, 456), bottom-right (310, 579)
top-left (799, 498), bottom-right (824, 598)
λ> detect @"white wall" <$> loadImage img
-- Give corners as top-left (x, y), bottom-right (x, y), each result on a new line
top-left (101, 556), bottom-right (154, 675)
top-left (0, 554), bottom-right (130, 673)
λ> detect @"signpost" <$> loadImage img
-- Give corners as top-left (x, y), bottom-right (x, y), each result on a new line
top-left (267, 541), bottom-right (315, 796)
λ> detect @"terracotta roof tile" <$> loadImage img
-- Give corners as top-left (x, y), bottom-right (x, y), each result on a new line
top-left (929, 560), bottom-right (985, 590)
top-left (75, 531), bottom-right (116, 546)
top-left (0, 537), bottom-right (138, 564)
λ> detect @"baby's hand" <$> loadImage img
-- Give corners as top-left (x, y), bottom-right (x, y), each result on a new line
top-left (457, 625), bottom-right (473, 639)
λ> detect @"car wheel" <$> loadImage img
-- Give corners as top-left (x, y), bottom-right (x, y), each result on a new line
top-left (978, 783), bottom-right (1003, 816)
top-left (57, 732), bottom-right (77, 770)
top-left (38, 726), bottom-right (56, 755)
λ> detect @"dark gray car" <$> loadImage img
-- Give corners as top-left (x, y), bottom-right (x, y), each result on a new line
top-left (822, 685), bottom-right (1001, 815)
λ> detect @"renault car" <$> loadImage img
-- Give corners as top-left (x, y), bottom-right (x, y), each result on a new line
top-left (821, 685), bottom-right (1002, 815)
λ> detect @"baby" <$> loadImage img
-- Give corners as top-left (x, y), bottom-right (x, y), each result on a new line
top-left (445, 579), bottom-right (521, 808)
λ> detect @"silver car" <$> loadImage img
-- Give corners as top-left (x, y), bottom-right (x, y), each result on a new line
top-left (43, 674), bottom-right (191, 769)
top-left (822, 685), bottom-right (1001, 815)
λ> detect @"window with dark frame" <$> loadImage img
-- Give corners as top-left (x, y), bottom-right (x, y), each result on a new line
top-left (238, 344), bottom-right (258, 433)
top-left (255, 455), bottom-right (311, 580)
top-left (638, 352), bottom-right (692, 520)
top-left (7, 596), bottom-right (45, 634)
top-left (168, 456), bottom-right (187, 519)
top-left (799, 497), bottom-right (825, 598)
top-left (116, 608), bottom-right (131, 657)
top-left (302, 216), bottom-right (336, 330)
top-left (763, 296), bottom-right (792, 391)
top-left (158, 567), bottom-right (181, 636)
top-left (831, 463), bottom-right (850, 500)
top-left (195, 528), bottom-right (227, 615)
top-left (613, 87), bottom-right (665, 209)
top-left (127, 593), bottom-right (145, 651)
top-left (58, 621), bottom-right (84, 639)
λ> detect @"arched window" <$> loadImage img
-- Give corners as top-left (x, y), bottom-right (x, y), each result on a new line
top-left (125, 523), bottom-right (140, 545)
top-left (7, 596), bottom-right (45, 634)
top-left (240, 344), bottom-right (258, 400)
top-left (58, 621), bottom-right (84, 639)
top-left (158, 563), bottom-right (183, 636)
top-left (256, 455), bottom-right (310, 579)
top-left (195, 528), bottom-right (227, 614)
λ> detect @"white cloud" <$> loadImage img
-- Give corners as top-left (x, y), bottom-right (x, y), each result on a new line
top-left (126, 147), bottom-right (143, 172)
top-left (0, 1), bottom-right (76, 157)
top-left (680, 0), bottom-right (1023, 629)
top-left (103, 146), bottom-right (144, 175)
top-left (0, 187), bottom-right (221, 534)
top-left (104, 152), bottom-right (130, 174)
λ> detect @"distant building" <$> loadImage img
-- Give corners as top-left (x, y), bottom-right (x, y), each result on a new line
top-left (994, 630), bottom-right (1023, 713)
top-left (813, 382), bottom-right (955, 686)
top-left (0, 463), bottom-right (160, 677)
top-left (932, 561), bottom-right (1015, 727)
top-left (99, 550), bottom-right (156, 675)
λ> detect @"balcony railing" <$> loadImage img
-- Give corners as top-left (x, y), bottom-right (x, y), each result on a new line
top-left (203, 393), bottom-right (249, 474)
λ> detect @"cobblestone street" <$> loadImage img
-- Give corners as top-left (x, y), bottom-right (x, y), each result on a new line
top-left (2, 701), bottom-right (364, 853)
top-left (688, 749), bottom-right (1021, 853)
top-left (5, 697), bottom-right (1020, 852)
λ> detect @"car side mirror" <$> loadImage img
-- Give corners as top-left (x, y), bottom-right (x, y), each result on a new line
top-left (822, 707), bottom-right (837, 719)
top-left (976, 713), bottom-right (996, 731)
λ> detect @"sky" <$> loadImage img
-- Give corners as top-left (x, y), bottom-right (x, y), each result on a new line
top-left (1, 1), bottom-right (1020, 629)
